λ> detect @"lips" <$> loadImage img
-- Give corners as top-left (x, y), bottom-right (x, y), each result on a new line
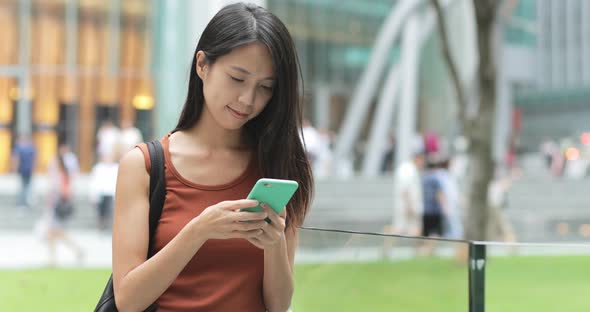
top-left (227, 106), bottom-right (249, 120)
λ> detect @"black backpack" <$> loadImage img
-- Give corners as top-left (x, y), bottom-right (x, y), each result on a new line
top-left (94, 141), bottom-right (166, 312)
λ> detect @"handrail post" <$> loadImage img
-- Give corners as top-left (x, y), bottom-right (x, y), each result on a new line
top-left (469, 242), bottom-right (486, 312)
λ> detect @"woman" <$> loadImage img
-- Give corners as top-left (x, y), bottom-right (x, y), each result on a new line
top-left (112, 3), bottom-right (314, 312)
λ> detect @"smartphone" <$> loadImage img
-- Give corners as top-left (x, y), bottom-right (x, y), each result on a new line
top-left (242, 178), bottom-right (299, 215)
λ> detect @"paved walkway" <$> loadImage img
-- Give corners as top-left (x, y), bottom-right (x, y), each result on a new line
top-left (1, 230), bottom-right (113, 269)
top-left (0, 230), bottom-right (438, 269)
top-left (3, 229), bottom-right (590, 270)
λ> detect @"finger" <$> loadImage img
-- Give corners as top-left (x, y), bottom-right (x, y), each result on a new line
top-left (236, 220), bottom-right (268, 231)
top-left (257, 226), bottom-right (280, 241)
top-left (232, 229), bottom-right (263, 239)
top-left (221, 199), bottom-right (259, 211)
top-left (232, 211), bottom-right (268, 222)
top-left (261, 204), bottom-right (284, 227)
top-left (260, 203), bottom-right (278, 220)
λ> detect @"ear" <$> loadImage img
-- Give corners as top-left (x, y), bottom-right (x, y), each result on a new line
top-left (195, 51), bottom-right (209, 80)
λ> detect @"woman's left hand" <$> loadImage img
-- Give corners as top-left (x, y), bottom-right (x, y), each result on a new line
top-left (247, 203), bottom-right (286, 249)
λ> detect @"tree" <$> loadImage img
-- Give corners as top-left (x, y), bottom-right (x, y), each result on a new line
top-left (430, 0), bottom-right (500, 240)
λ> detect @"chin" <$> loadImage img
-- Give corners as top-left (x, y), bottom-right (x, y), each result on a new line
top-left (221, 119), bottom-right (248, 131)
top-left (225, 124), bottom-right (244, 131)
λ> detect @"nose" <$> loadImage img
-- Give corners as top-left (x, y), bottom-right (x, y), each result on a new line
top-left (238, 87), bottom-right (256, 107)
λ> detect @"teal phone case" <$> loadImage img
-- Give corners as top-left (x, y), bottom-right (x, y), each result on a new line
top-left (243, 178), bottom-right (299, 215)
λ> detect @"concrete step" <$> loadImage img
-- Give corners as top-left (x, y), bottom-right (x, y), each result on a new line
top-left (1, 174), bottom-right (590, 242)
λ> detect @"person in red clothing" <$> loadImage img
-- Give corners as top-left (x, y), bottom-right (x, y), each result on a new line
top-left (111, 3), bottom-right (314, 312)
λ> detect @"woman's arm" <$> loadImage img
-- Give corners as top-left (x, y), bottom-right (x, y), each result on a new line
top-left (253, 205), bottom-right (297, 312)
top-left (113, 148), bottom-right (269, 311)
top-left (112, 149), bottom-right (209, 311)
top-left (262, 226), bottom-right (297, 312)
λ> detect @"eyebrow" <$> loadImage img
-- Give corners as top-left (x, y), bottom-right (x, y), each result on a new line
top-left (230, 66), bottom-right (275, 81)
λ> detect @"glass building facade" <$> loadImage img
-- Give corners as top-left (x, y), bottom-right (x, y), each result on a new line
top-left (267, 0), bottom-right (399, 131)
top-left (0, 0), bottom-right (155, 172)
top-left (516, 0), bottom-right (590, 105)
top-left (510, 0), bottom-right (590, 146)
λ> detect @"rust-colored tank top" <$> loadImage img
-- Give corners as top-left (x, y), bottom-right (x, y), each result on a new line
top-left (137, 134), bottom-right (265, 312)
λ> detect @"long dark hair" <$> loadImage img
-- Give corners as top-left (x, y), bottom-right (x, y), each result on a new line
top-left (174, 3), bottom-right (313, 228)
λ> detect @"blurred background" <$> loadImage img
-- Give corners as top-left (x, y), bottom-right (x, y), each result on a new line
top-left (1, 0), bottom-right (590, 311)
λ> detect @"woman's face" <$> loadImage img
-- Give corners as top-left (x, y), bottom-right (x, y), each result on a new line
top-left (196, 42), bottom-right (275, 130)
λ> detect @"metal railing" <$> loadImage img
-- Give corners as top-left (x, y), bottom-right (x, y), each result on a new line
top-left (295, 226), bottom-right (590, 312)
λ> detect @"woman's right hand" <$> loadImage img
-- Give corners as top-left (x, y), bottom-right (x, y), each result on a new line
top-left (192, 199), bottom-right (269, 241)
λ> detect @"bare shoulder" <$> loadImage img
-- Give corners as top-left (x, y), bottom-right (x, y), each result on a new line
top-left (120, 147), bottom-right (146, 168)
top-left (120, 147), bottom-right (149, 175)
top-left (116, 148), bottom-right (150, 199)
top-left (115, 147), bottom-right (151, 202)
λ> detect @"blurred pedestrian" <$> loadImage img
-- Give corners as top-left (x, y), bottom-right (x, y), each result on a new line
top-left (44, 148), bottom-right (84, 267)
top-left (382, 135), bottom-right (424, 258)
top-left (424, 131), bottom-right (440, 155)
top-left (381, 132), bottom-right (396, 174)
top-left (11, 134), bottom-right (36, 211)
top-left (314, 128), bottom-right (334, 178)
top-left (97, 119), bottom-right (120, 159)
top-left (505, 135), bottom-right (521, 176)
top-left (89, 150), bottom-right (119, 232)
top-left (433, 153), bottom-right (467, 263)
top-left (120, 119), bottom-right (143, 153)
top-left (391, 148), bottom-right (425, 236)
top-left (57, 142), bottom-right (79, 177)
top-left (302, 119), bottom-right (321, 167)
top-left (420, 153), bottom-right (448, 256)
top-left (487, 167), bottom-right (516, 242)
top-left (540, 137), bottom-right (557, 170)
top-left (433, 154), bottom-right (463, 240)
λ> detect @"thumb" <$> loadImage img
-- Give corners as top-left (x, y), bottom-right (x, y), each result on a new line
top-left (225, 199), bottom-right (259, 211)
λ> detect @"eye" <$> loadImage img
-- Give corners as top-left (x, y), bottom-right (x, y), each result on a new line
top-left (229, 75), bottom-right (244, 82)
top-left (260, 85), bottom-right (273, 92)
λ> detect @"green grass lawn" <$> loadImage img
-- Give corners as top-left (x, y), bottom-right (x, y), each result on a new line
top-left (0, 268), bottom-right (111, 311)
top-left (0, 256), bottom-right (588, 311)
top-left (293, 258), bottom-right (467, 311)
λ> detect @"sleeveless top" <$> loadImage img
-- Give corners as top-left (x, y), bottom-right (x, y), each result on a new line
top-left (137, 134), bottom-right (265, 312)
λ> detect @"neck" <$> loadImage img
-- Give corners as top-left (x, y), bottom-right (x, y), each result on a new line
top-left (185, 107), bottom-right (248, 150)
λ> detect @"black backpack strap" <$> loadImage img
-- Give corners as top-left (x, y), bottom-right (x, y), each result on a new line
top-left (146, 140), bottom-right (166, 258)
